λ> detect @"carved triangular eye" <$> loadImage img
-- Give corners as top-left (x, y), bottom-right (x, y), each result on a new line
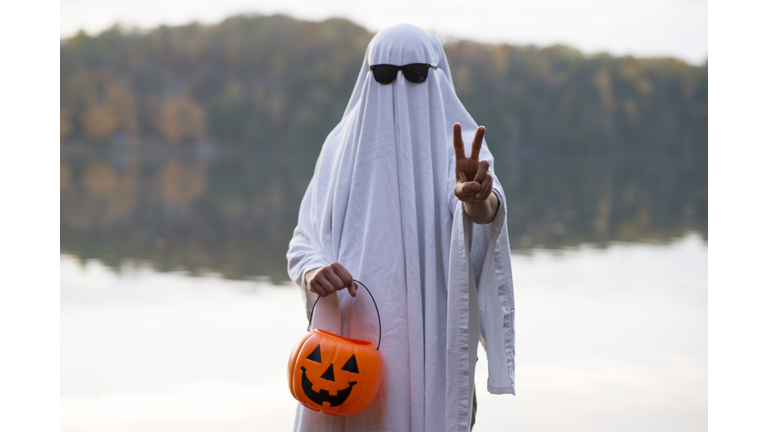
top-left (306, 344), bottom-right (322, 364)
top-left (341, 354), bottom-right (359, 373)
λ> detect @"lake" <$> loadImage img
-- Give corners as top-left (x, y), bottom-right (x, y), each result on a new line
top-left (60, 145), bottom-right (707, 431)
top-left (61, 235), bottom-right (706, 431)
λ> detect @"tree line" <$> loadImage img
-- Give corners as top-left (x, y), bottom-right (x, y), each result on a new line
top-left (60, 14), bottom-right (707, 280)
top-left (60, 14), bottom-right (707, 155)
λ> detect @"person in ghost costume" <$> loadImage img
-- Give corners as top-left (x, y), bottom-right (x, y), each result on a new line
top-left (286, 24), bottom-right (516, 432)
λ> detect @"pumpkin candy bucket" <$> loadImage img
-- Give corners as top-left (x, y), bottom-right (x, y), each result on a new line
top-left (287, 279), bottom-right (382, 417)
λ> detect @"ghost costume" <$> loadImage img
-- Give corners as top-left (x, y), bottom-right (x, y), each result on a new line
top-left (286, 24), bottom-right (515, 432)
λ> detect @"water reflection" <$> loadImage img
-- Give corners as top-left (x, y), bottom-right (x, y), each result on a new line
top-left (60, 144), bottom-right (706, 281)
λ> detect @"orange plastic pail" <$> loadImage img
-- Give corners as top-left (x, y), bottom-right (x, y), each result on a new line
top-left (287, 280), bottom-right (382, 417)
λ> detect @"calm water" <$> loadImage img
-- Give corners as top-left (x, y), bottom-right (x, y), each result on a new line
top-left (60, 144), bottom-right (707, 430)
top-left (61, 234), bottom-right (707, 432)
top-left (61, 144), bottom-right (706, 281)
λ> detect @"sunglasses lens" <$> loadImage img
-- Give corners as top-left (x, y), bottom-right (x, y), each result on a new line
top-left (402, 64), bottom-right (429, 83)
top-left (372, 65), bottom-right (398, 84)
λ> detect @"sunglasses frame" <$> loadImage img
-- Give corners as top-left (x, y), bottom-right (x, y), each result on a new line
top-left (369, 63), bottom-right (438, 84)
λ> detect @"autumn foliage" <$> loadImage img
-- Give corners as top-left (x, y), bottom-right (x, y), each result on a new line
top-left (60, 14), bottom-right (706, 153)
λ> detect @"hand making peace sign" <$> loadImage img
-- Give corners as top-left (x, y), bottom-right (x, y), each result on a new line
top-left (452, 122), bottom-right (499, 224)
top-left (453, 122), bottom-right (494, 202)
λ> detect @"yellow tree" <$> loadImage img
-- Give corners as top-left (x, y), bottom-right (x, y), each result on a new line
top-left (82, 81), bottom-right (138, 141)
top-left (158, 97), bottom-right (206, 143)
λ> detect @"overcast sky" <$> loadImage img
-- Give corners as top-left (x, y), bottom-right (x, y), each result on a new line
top-left (61, 0), bottom-right (708, 64)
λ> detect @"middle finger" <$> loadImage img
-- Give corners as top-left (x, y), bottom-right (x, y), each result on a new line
top-left (470, 126), bottom-right (485, 160)
top-left (317, 278), bottom-right (336, 297)
top-left (326, 272), bottom-right (345, 291)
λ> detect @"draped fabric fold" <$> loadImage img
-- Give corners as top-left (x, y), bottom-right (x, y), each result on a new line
top-left (286, 24), bottom-right (515, 432)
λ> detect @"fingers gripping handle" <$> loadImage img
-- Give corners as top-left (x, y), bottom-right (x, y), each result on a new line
top-left (307, 279), bottom-right (382, 350)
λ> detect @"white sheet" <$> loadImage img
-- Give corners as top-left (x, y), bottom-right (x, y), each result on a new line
top-left (286, 23), bottom-right (515, 432)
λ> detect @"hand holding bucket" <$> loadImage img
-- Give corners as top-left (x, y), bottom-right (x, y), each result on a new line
top-left (287, 280), bottom-right (382, 417)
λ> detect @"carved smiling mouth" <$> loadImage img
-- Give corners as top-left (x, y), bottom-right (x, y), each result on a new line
top-left (301, 366), bottom-right (358, 407)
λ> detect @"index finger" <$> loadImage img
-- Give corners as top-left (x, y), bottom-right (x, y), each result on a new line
top-left (470, 126), bottom-right (486, 160)
top-left (452, 123), bottom-right (465, 160)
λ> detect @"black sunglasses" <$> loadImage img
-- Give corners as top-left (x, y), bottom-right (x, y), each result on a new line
top-left (370, 63), bottom-right (437, 84)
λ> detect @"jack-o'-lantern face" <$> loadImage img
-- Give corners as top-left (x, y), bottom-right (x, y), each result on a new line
top-left (300, 343), bottom-right (360, 407)
top-left (288, 329), bottom-right (382, 417)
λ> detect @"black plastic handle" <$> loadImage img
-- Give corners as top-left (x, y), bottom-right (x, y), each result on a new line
top-left (307, 279), bottom-right (381, 350)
